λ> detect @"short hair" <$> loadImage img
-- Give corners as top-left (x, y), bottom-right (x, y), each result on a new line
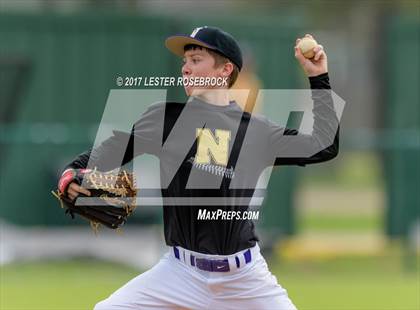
top-left (184, 44), bottom-right (239, 88)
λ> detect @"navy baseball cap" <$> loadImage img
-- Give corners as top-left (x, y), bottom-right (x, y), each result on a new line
top-left (165, 26), bottom-right (243, 71)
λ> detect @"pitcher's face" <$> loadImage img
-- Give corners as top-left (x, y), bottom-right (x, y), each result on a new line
top-left (182, 49), bottom-right (225, 96)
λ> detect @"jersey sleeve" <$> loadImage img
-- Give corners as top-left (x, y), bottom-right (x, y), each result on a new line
top-left (64, 102), bottom-right (165, 172)
top-left (268, 73), bottom-right (340, 167)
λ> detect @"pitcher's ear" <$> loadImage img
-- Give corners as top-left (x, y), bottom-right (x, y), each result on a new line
top-left (222, 62), bottom-right (234, 77)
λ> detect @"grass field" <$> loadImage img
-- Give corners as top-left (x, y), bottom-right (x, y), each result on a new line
top-left (269, 253), bottom-right (419, 310)
top-left (0, 259), bottom-right (134, 310)
top-left (1, 253), bottom-right (418, 310)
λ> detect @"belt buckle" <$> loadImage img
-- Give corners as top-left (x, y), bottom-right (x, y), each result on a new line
top-left (212, 259), bottom-right (230, 272)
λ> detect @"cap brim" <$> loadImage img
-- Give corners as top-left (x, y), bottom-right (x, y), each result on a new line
top-left (165, 35), bottom-right (215, 57)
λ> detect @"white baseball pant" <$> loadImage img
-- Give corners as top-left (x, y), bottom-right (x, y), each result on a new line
top-left (94, 244), bottom-right (297, 309)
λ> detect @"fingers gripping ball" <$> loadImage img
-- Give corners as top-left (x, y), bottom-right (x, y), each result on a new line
top-left (52, 168), bottom-right (137, 232)
top-left (297, 37), bottom-right (318, 59)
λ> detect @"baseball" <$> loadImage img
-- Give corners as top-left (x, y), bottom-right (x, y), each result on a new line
top-left (297, 37), bottom-right (318, 58)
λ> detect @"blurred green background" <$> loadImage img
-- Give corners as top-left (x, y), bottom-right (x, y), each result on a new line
top-left (0, 1), bottom-right (419, 310)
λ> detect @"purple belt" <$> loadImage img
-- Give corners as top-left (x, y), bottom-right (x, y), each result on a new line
top-left (173, 247), bottom-right (252, 272)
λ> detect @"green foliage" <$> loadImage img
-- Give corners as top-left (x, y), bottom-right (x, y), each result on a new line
top-left (299, 151), bottom-right (384, 190)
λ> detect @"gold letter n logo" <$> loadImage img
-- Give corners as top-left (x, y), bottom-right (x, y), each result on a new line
top-left (195, 128), bottom-right (231, 166)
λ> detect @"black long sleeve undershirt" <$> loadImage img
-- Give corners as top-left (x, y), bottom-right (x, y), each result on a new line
top-left (272, 73), bottom-right (339, 166)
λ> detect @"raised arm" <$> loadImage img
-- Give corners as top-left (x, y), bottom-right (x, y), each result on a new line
top-left (270, 34), bottom-right (339, 167)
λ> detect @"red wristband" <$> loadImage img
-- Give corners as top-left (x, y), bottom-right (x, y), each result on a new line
top-left (58, 169), bottom-right (76, 193)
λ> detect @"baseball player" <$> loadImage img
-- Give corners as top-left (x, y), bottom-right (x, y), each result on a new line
top-left (58, 26), bottom-right (338, 309)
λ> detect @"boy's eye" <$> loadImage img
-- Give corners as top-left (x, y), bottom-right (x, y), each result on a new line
top-left (182, 57), bottom-right (201, 65)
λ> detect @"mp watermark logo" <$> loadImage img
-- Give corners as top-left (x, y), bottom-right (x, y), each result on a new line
top-left (75, 88), bottom-right (345, 212)
top-left (197, 209), bottom-right (260, 221)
